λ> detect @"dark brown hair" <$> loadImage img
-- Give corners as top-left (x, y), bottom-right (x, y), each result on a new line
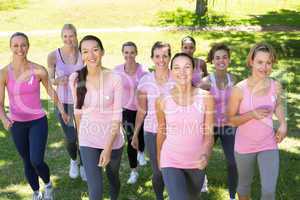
top-left (76, 35), bottom-right (104, 109)
top-left (150, 41), bottom-right (171, 58)
top-left (207, 43), bottom-right (230, 64)
top-left (122, 41), bottom-right (137, 53)
top-left (10, 32), bottom-right (29, 47)
top-left (170, 52), bottom-right (195, 69)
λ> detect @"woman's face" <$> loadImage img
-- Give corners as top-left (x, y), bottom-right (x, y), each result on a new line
top-left (181, 41), bottom-right (195, 57)
top-left (80, 40), bottom-right (103, 68)
top-left (212, 50), bottom-right (230, 71)
top-left (250, 51), bottom-right (273, 79)
top-left (10, 36), bottom-right (29, 58)
top-left (171, 56), bottom-right (193, 85)
top-left (122, 46), bottom-right (137, 63)
top-left (152, 47), bottom-right (170, 70)
top-left (62, 29), bottom-right (78, 48)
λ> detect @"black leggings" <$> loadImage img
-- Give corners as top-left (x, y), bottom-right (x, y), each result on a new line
top-left (10, 116), bottom-right (50, 191)
top-left (56, 104), bottom-right (81, 162)
top-left (214, 126), bottom-right (238, 199)
top-left (122, 108), bottom-right (145, 168)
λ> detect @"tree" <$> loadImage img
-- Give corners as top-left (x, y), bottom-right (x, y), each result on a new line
top-left (195, 0), bottom-right (208, 16)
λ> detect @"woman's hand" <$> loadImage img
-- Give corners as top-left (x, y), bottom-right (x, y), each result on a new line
top-left (275, 124), bottom-right (287, 143)
top-left (197, 154), bottom-right (208, 170)
top-left (61, 111), bottom-right (70, 124)
top-left (98, 149), bottom-right (112, 167)
top-left (251, 108), bottom-right (272, 120)
top-left (131, 134), bottom-right (139, 150)
top-left (2, 117), bottom-right (13, 131)
top-left (55, 76), bottom-right (68, 85)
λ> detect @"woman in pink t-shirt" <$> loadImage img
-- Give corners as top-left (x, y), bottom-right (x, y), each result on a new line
top-left (69, 35), bottom-right (124, 200)
top-left (228, 43), bottom-right (287, 200)
top-left (201, 43), bottom-right (237, 199)
top-left (0, 32), bottom-right (69, 200)
top-left (156, 52), bottom-right (214, 200)
top-left (114, 41), bottom-right (147, 185)
top-left (181, 36), bottom-right (208, 87)
top-left (47, 24), bottom-right (85, 181)
top-left (131, 41), bottom-right (173, 200)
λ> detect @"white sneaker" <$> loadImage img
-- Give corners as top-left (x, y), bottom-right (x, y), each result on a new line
top-left (32, 191), bottom-right (42, 200)
top-left (80, 165), bottom-right (87, 182)
top-left (44, 182), bottom-right (54, 200)
top-left (201, 175), bottom-right (208, 193)
top-left (127, 170), bottom-right (138, 184)
top-left (69, 159), bottom-right (79, 179)
top-left (137, 151), bottom-right (147, 166)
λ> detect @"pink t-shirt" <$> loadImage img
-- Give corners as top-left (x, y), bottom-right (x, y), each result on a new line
top-left (160, 89), bottom-right (206, 169)
top-left (69, 71), bottom-right (124, 149)
top-left (113, 63), bottom-right (146, 111)
top-left (137, 72), bottom-right (174, 133)
top-left (55, 49), bottom-right (84, 104)
top-left (235, 79), bottom-right (278, 154)
top-left (7, 64), bottom-right (45, 121)
top-left (209, 73), bottom-right (233, 127)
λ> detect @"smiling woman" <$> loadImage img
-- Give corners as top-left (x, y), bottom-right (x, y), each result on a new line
top-left (0, 32), bottom-right (69, 200)
top-left (69, 35), bottom-right (124, 200)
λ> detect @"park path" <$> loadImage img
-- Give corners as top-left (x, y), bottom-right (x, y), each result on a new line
top-left (0, 25), bottom-right (299, 37)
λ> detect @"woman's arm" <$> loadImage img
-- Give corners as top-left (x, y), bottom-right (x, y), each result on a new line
top-left (37, 64), bottom-right (69, 123)
top-left (199, 75), bottom-right (211, 91)
top-left (47, 51), bottom-right (68, 86)
top-left (155, 96), bottom-right (166, 168)
top-left (198, 91), bottom-right (214, 169)
top-left (69, 72), bottom-right (81, 133)
top-left (131, 90), bottom-right (147, 150)
top-left (200, 59), bottom-right (208, 77)
top-left (274, 81), bottom-right (287, 143)
top-left (227, 85), bottom-right (271, 127)
top-left (0, 67), bottom-right (13, 130)
top-left (99, 74), bottom-right (123, 167)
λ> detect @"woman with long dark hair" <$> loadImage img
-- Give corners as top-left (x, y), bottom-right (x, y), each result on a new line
top-left (69, 35), bottom-right (124, 200)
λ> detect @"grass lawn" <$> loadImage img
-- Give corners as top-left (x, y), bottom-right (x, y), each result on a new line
top-left (0, 0), bottom-right (299, 199)
top-left (0, 30), bottom-right (299, 200)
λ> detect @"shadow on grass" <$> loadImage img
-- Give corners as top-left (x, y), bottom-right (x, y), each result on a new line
top-left (0, 97), bottom-right (299, 199)
top-left (156, 7), bottom-right (300, 29)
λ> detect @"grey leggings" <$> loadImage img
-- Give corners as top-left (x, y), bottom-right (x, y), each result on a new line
top-left (80, 146), bottom-right (123, 200)
top-left (235, 149), bottom-right (279, 200)
top-left (144, 132), bottom-right (164, 200)
top-left (161, 168), bottom-right (205, 200)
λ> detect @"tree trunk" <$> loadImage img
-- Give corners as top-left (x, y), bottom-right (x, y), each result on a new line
top-left (195, 0), bottom-right (208, 16)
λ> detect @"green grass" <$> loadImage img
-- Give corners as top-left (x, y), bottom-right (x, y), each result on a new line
top-left (156, 0), bottom-right (300, 27)
top-left (0, 30), bottom-right (299, 199)
top-left (0, 0), bottom-right (28, 11)
top-left (0, 0), bottom-right (299, 199)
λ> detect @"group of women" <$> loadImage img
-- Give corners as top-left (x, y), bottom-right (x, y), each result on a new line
top-left (0, 23), bottom-right (287, 200)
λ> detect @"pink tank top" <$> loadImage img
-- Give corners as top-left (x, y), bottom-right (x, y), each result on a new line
top-left (209, 73), bottom-right (233, 127)
top-left (113, 63), bottom-right (146, 111)
top-left (235, 79), bottom-right (278, 153)
top-left (192, 59), bottom-right (204, 86)
top-left (55, 48), bottom-right (84, 104)
top-left (7, 64), bottom-right (45, 122)
top-left (160, 89), bottom-right (206, 169)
